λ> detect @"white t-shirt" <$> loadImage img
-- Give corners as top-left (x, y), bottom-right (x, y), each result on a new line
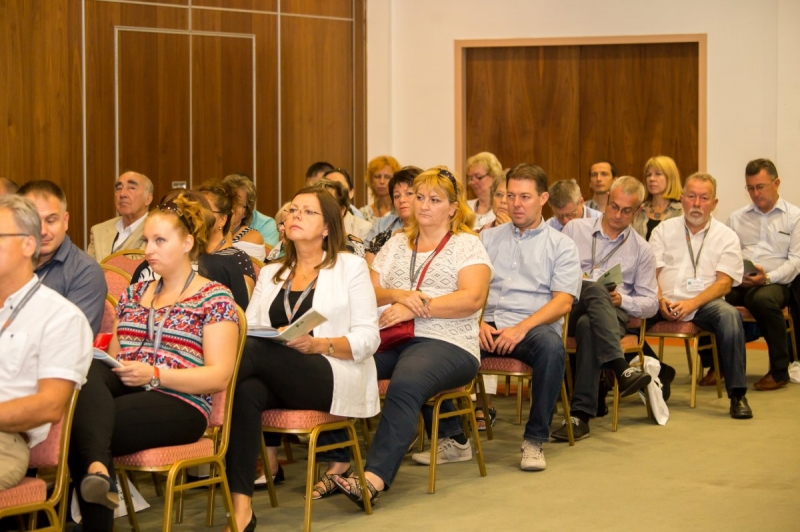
top-left (650, 216), bottom-right (743, 321)
top-left (371, 232), bottom-right (493, 360)
top-left (0, 276), bottom-right (93, 447)
top-left (467, 198), bottom-right (496, 231)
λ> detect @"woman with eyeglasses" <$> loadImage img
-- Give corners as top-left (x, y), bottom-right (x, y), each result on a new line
top-left (359, 155), bottom-right (401, 223)
top-left (632, 155), bottom-right (684, 240)
top-left (465, 151), bottom-right (503, 230)
top-left (68, 193), bottom-right (239, 532)
top-left (333, 167), bottom-right (492, 508)
top-left (221, 174), bottom-right (267, 260)
top-left (364, 166), bottom-right (423, 262)
top-left (226, 187), bottom-right (379, 532)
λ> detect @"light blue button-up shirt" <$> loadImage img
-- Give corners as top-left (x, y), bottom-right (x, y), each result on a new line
top-left (481, 219), bottom-right (582, 335)
top-left (562, 216), bottom-right (659, 319)
top-left (546, 205), bottom-right (601, 232)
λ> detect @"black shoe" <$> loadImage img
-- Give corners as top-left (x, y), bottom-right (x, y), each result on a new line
top-left (730, 395), bottom-right (753, 419)
top-left (243, 512), bottom-right (257, 532)
top-left (551, 416), bottom-right (590, 442)
top-left (659, 363), bottom-right (676, 402)
top-left (617, 366), bottom-right (652, 397)
top-left (80, 472), bottom-right (120, 510)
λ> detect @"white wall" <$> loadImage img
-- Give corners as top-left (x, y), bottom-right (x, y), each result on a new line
top-left (366, 0), bottom-right (800, 221)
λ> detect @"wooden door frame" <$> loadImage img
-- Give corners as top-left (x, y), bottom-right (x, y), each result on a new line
top-left (454, 34), bottom-right (707, 180)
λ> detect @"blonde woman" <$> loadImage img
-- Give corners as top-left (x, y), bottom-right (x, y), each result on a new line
top-left (465, 151), bottom-right (503, 230)
top-left (360, 155), bottom-right (401, 222)
top-left (632, 156), bottom-right (683, 240)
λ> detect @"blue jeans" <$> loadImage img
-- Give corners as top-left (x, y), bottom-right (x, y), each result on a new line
top-left (481, 323), bottom-right (566, 443)
top-left (692, 298), bottom-right (747, 396)
top-left (366, 337), bottom-right (479, 488)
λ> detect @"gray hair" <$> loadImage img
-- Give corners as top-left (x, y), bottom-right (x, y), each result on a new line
top-left (548, 179), bottom-right (582, 208)
top-left (610, 176), bottom-right (645, 205)
top-left (683, 172), bottom-right (717, 199)
top-left (0, 195), bottom-right (42, 263)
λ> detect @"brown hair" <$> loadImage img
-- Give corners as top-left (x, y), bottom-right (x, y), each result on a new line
top-left (272, 187), bottom-right (347, 284)
top-left (404, 167), bottom-right (475, 247)
top-left (222, 173), bottom-right (257, 226)
top-left (197, 180), bottom-right (237, 234)
top-left (745, 158), bottom-right (778, 180)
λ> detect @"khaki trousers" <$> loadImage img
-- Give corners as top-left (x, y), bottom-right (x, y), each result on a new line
top-left (0, 431), bottom-right (30, 490)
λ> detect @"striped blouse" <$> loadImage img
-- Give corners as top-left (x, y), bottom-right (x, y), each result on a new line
top-left (115, 281), bottom-right (238, 420)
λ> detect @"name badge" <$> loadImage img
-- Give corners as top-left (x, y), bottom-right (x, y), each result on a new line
top-left (686, 278), bottom-right (704, 292)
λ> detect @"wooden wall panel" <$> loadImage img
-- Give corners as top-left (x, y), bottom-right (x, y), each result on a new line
top-left (0, 0), bottom-right (84, 245)
top-left (193, 0), bottom-right (277, 12)
top-left (192, 8), bottom-right (279, 213)
top-left (281, 16), bottom-right (354, 202)
top-left (281, 0), bottom-right (352, 18)
top-left (465, 46), bottom-right (581, 185)
top-left (579, 43), bottom-right (699, 186)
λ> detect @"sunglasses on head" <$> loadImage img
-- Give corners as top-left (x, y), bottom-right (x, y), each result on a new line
top-left (438, 168), bottom-right (458, 190)
top-left (158, 202), bottom-right (192, 230)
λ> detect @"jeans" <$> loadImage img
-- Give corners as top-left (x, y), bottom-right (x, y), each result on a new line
top-left (568, 281), bottom-right (628, 418)
top-left (481, 322), bottom-right (566, 443)
top-left (726, 284), bottom-right (791, 381)
top-left (366, 338), bottom-right (479, 488)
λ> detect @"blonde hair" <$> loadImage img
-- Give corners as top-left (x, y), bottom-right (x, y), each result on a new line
top-left (466, 152), bottom-right (503, 179)
top-left (151, 190), bottom-right (211, 262)
top-left (365, 156), bottom-right (401, 197)
top-left (643, 156), bottom-right (681, 202)
top-left (404, 167), bottom-right (475, 247)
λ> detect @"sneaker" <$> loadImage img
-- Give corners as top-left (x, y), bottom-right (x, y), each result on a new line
top-left (551, 416), bottom-right (590, 442)
top-left (411, 438), bottom-right (472, 465)
top-left (520, 440), bottom-right (546, 471)
top-left (618, 366), bottom-right (652, 398)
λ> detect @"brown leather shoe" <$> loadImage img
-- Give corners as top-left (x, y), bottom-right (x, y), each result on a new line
top-left (699, 368), bottom-right (723, 386)
top-left (753, 373), bottom-right (789, 391)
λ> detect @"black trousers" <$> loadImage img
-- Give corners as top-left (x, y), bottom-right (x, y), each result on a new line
top-left (226, 337), bottom-right (348, 497)
top-left (68, 360), bottom-right (207, 532)
top-left (725, 284), bottom-right (791, 381)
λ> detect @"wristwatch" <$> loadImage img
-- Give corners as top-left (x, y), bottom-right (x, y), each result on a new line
top-left (326, 338), bottom-right (335, 356)
top-left (149, 366), bottom-right (161, 389)
top-left (765, 274), bottom-right (771, 285)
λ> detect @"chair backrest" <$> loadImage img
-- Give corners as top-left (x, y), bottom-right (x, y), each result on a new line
top-left (101, 250), bottom-right (145, 277)
top-left (250, 256), bottom-right (264, 280)
top-left (209, 305), bottom-right (247, 457)
top-left (100, 294), bottom-right (118, 334)
top-left (102, 264), bottom-right (130, 301)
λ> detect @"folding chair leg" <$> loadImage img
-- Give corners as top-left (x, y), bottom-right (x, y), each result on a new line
top-left (118, 470), bottom-right (140, 532)
top-left (303, 428), bottom-right (320, 532)
top-left (690, 340), bottom-right (700, 408)
top-left (347, 423), bottom-right (373, 515)
top-left (657, 338), bottom-right (664, 361)
top-left (709, 337), bottom-right (724, 399)
top-left (515, 376), bottom-right (524, 425)
top-left (282, 435), bottom-right (294, 463)
top-left (428, 397), bottom-right (442, 494)
top-left (684, 339), bottom-right (693, 375)
top-left (504, 376), bottom-right (511, 396)
top-left (176, 468), bottom-right (186, 523)
top-left (258, 437), bottom-right (279, 508)
top-left (559, 382), bottom-right (575, 446)
top-left (476, 374), bottom-right (494, 441)
top-left (463, 395), bottom-right (487, 479)
top-left (611, 379), bottom-right (620, 432)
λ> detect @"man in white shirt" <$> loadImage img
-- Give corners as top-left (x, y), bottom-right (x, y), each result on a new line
top-left (649, 173), bottom-right (752, 419)
top-left (727, 159), bottom-right (800, 390)
top-left (87, 171), bottom-right (153, 261)
top-left (585, 160), bottom-right (617, 212)
top-left (0, 195), bottom-right (93, 489)
top-left (546, 180), bottom-right (601, 232)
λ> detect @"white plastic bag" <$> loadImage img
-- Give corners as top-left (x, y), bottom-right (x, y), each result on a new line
top-left (789, 361), bottom-right (800, 384)
top-left (71, 477), bottom-right (150, 522)
top-left (636, 356), bottom-right (669, 425)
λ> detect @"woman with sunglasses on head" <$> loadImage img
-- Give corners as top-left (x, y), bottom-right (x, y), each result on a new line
top-left (359, 155), bottom-right (401, 223)
top-left (465, 151), bottom-right (503, 230)
top-left (68, 194), bottom-right (239, 532)
top-left (334, 167), bottom-right (492, 508)
top-left (226, 187), bottom-right (379, 532)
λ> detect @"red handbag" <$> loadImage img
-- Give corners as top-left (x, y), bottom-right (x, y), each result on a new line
top-left (378, 233), bottom-right (452, 352)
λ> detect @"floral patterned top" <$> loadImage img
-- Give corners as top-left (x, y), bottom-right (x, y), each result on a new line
top-left (115, 281), bottom-right (238, 420)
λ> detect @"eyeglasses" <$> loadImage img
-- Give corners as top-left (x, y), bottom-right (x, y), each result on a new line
top-left (286, 207), bottom-right (322, 219)
top-left (745, 183), bottom-right (773, 193)
top-left (468, 173), bottom-right (490, 182)
top-left (607, 202), bottom-right (636, 216)
top-left (158, 202), bottom-right (192, 229)
top-left (438, 168), bottom-right (458, 190)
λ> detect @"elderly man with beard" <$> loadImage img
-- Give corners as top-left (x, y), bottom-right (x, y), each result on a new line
top-left (648, 172), bottom-right (751, 419)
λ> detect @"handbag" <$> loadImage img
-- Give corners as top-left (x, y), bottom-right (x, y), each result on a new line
top-left (378, 232), bottom-right (452, 352)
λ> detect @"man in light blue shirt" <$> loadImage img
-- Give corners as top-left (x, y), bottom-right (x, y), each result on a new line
top-left (557, 177), bottom-right (658, 441)
top-left (480, 163), bottom-right (581, 472)
top-left (546, 179), bottom-right (601, 232)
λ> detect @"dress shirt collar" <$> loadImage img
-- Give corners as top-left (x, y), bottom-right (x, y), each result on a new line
top-left (745, 197), bottom-right (787, 216)
top-left (590, 215), bottom-right (631, 243)
top-left (1, 274), bottom-right (38, 312)
top-left (115, 211), bottom-right (148, 233)
top-left (512, 217), bottom-right (547, 239)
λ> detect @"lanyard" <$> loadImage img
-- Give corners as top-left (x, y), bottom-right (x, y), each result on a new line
top-left (0, 277), bottom-right (44, 341)
top-left (684, 224), bottom-right (710, 278)
top-left (408, 233), bottom-right (451, 290)
top-left (212, 237), bottom-right (226, 254)
top-left (589, 231), bottom-right (629, 272)
top-left (283, 275), bottom-right (318, 322)
top-left (147, 269), bottom-right (196, 357)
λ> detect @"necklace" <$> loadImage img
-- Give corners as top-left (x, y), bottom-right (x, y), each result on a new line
top-left (648, 203), bottom-right (668, 220)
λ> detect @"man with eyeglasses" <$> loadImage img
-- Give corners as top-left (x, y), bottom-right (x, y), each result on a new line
top-left (726, 159), bottom-right (800, 391)
top-left (18, 181), bottom-right (106, 336)
top-left (546, 180), bottom-right (601, 232)
top-left (0, 195), bottom-right (92, 490)
top-left (649, 172), bottom-right (752, 419)
top-left (553, 177), bottom-right (657, 441)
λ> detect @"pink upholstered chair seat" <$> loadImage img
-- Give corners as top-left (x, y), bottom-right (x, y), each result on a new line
top-left (736, 306), bottom-right (791, 322)
top-left (626, 317), bottom-right (642, 328)
top-left (0, 478), bottom-right (47, 509)
top-left (261, 409), bottom-right (347, 430)
top-left (114, 438), bottom-right (214, 467)
top-left (647, 321), bottom-right (704, 335)
top-left (480, 357), bottom-right (533, 374)
top-left (620, 335), bottom-right (640, 349)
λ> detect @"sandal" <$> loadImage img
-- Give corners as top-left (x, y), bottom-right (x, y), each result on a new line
top-left (333, 474), bottom-right (380, 509)
top-left (309, 467), bottom-right (352, 500)
top-left (475, 407), bottom-right (497, 432)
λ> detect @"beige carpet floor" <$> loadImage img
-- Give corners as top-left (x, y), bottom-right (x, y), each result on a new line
top-left (102, 344), bottom-right (800, 531)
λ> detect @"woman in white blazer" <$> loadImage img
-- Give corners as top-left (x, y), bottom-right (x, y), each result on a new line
top-left (226, 187), bottom-right (380, 532)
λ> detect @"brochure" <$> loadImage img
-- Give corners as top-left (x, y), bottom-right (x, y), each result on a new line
top-left (743, 259), bottom-right (758, 276)
top-left (598, 263), bottom-right (623, 289)
top-left (247, 309), bottom-right (328, 343)
top-left (93, 348), bottom-right (124, 368)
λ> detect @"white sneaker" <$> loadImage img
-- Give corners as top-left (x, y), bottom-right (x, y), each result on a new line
top-left (520, 440), bottom-right (546, 471)
top-left (411, 438), bottom-right (472, 465)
